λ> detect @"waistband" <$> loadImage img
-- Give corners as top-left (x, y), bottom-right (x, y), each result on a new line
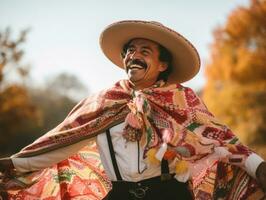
top-left (111, 174), bottom-right (179, 187)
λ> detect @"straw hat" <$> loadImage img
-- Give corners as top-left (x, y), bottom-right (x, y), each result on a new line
top-left (100, 20), bottom-right (200, 83)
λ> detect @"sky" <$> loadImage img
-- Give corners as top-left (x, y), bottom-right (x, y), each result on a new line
top-left (0, 0), bottom-right (250, 95)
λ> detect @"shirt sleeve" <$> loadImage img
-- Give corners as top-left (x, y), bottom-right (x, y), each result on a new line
top-left (244, 153), bottom-right (264, 179)
top-left (11, 137), bottom-right (95, 172)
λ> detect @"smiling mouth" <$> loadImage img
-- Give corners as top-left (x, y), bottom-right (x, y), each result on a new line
top-left (128, 64), bottom-right (145, 70)
top-left (126, 59), bottom-right (147, 72)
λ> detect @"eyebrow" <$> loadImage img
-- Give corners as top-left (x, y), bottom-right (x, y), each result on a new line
top-left (142, 46), bottom-right (153, 52)
top-left (128, 44), bottom-right (153, 52)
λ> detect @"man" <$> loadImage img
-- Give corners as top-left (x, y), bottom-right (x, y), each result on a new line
top-left (1, 20), bottom-right (266, 200)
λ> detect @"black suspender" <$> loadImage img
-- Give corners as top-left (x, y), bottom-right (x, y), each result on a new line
top-left (161, 158), bottom-right (172, 181)
top-left (106, 128), bottom-right (170, 182)
top-left (106, 128), bottom-right (123, 181)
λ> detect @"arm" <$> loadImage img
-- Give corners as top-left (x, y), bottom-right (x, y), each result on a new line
top-left (256, 161), bottom-right (266, 192)
top-left (0, 137), bottom-right (95, 173)
top-left (184, 87), bottom-right (265, 180)
top-left (0, 158), bottom-right (14, 174)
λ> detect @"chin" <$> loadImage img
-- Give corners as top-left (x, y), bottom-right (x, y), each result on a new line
top-left (128, 78), bottom-right (138, 84)
top-left (128, 76), bottom-right (143, 83)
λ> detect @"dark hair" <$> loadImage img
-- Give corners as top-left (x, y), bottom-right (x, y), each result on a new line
top-left (121, 39), bottom-right (173, 82)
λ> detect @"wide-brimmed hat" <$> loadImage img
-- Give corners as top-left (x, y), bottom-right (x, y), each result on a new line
top-left (99, 20), bottom-right (200, 83)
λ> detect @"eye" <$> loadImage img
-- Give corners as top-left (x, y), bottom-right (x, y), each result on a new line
top-left (141, 50), bottom-right (149, 56)
top-left (127, 47), bottom-right (135, 54)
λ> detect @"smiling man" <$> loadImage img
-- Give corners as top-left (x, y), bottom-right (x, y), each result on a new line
top-left (1, 20), bottom-right (266, 200)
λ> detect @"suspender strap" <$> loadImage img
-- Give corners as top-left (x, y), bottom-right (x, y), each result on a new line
top-left (161, 159), bottom-right (169, 174)
top-left (161, 159), bottom-right (171, 181)
top-left (106, 129), bottom-right (123, 181)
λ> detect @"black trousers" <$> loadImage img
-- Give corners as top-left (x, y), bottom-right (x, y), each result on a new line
top-left (103, 176), bottom-right (193, 200)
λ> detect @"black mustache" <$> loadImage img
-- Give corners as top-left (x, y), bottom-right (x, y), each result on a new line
top-left (126, 59), bottom-right (147, 71)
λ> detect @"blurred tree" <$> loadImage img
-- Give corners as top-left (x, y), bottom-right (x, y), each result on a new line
top-left (0, 28), bottom-right (89, 156)
top-left (0, 28), bottom-right (40, 155)
top-left (14, 85), bottom-right (77, 153)
top-left (0, 27), bottom-right (31, 86)
top-left (45, 72), bottom-right (88, 101)
top-left (30, 72), bottom-right (88, 134)
top-left (2, 73), bottom-right (87, 155)
top-left (203, 0), bottom-right (266, 146)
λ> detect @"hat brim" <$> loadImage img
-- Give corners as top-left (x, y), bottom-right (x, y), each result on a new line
top-left (100, 20), bottom-right (200, 83)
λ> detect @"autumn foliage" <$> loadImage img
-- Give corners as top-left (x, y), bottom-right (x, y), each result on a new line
top-left (203, 0), bottom-right (266, 149)
top-left (0, 28), bottom-right (40, 153)
top-left (0, 29), bottom-right (85, 156)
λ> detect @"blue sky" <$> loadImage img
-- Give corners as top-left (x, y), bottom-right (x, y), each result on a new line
top-left (0, 0), bottom-right (249, 94)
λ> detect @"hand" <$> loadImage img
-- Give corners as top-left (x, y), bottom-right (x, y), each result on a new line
top-left (256, 161), bottom-right (266, 193)
top-left (0, 157), bottom-right (14, 197)
top-left (0, 158), bottom-right (14, 175)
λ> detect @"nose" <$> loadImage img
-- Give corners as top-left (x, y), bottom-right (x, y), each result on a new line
top-left (129, 50), bottom-right (142, 60)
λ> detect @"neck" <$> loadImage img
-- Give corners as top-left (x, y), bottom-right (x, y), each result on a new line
top-left (129, 78), bottom-right (166, 90)
top-left (129, 79), bottom-right (156, 90)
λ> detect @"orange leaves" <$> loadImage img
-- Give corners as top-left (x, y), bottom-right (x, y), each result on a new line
top-left (203, 0), bottom-right (266, 146)
top-left (206, 0), bottom-right (266, 83)
top-left (225, 7), bottom-right (252, 41)
top-left (1, 85), bottom-right (32, 113)
top-left (0, 85), bottom-right (40, 130)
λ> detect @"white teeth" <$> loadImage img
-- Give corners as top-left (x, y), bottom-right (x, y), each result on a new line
top-left (129, 64), bottom-right (143, 69)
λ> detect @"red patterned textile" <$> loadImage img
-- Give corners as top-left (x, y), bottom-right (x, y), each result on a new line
top-left (2, 80), bottom-right (264, 199)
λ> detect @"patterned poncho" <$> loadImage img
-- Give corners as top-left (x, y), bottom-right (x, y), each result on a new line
top-left (3, 80), bottom-right (264, 200)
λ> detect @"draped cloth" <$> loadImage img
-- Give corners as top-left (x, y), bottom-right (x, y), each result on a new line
top-left (2, 80), bottom-right (264, 200)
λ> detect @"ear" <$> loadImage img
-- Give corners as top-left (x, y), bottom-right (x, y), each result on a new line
top-left (159, 62), bottom-right (168, 72)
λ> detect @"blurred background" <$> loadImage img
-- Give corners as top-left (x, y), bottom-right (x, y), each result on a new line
top-left (0, 0), bottom-right (265, 158)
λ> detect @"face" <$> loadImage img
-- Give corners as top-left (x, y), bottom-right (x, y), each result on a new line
top-left (123, 38), bottom-right (167, 88)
